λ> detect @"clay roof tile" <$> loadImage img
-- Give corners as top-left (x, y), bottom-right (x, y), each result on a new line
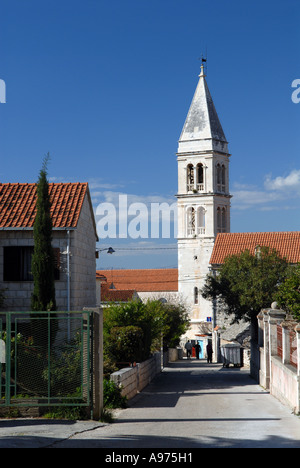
top-left (0, 182), bottom-right (88, 229)
top-left (210, 232), bottom-right (300, 265)
top-left (96, 268), bottom-right (178, 292)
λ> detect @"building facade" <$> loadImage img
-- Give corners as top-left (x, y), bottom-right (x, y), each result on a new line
top-left (177, 65), bottom-right (231, 337)
top-left (0, 182), bottom-right (98, 311)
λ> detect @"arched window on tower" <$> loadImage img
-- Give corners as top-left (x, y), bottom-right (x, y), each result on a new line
top-left (222, 164), bottom-right (226, 193)
top-left (217, 207), bottom-right (221, 232)
top-left (217, 207), bottom-right (227, 233)
top-left (216, 163), bottom-right (221, 192)
top-left (197, 207), bottom-right (205, 235)
top-left (187, 207), bottom-right (196, 236)
top-left (194, 287), bottom-right (199, 305)
top-left (216, 163), bottom-right (226, 193)
top-left (222, 207), bottom-right (227, 232)
top-left (187, 164), bottom-right (194, 192)
top-left (197, 164), bottom-right (204, 191)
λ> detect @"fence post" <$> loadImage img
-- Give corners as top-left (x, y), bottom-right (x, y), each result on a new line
top-left (296, 325), bottom-right (300, 415)
top-left (257, 310), bottom-right (270, 389)
top-left (268, 309), bottom-right (286, 355)
top-left (84, 307), bottom-right (103, 421)
top-left (282, 323), bottom-right (290, 365)
top-left (263, 311), bottom-right (270, 382)
top-left (94, 308), bottom-right (103, 421)
top-left (267, 308), bottom-right (286, 387)
top-left (296, 325), bottom-right (300, 378)
top-left (5, 313), bottom-right (11, 406)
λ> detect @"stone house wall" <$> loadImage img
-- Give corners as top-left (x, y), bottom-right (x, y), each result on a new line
top-left (69, 196), bottom-right (97, 310)
top-left (0, 196), bottom-right (97, 311)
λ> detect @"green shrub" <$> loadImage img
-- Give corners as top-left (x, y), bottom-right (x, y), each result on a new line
top-left (276, 265), bottom-right (300, 321)
top-left (103, 379), bottom-right (127, 409)
top-left (108, 326), bottom-right (144, 364)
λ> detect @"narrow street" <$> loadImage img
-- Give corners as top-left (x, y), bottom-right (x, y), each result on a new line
top-left (83, 360), bottom-right (300, 449)
top-left (0, 359), bottom-right (299, 448)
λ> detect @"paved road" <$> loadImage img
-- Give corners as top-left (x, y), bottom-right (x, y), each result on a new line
top-left (0, 360), bottom-right (299, 448)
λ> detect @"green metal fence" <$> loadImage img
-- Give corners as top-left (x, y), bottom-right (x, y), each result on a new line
top-left (0, 311), bottom-right (93, 409)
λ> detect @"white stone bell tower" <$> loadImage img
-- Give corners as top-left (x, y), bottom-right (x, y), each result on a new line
top-left (177, 64), bottom-right (231, 337)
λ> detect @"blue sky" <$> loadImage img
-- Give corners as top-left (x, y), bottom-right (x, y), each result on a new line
top-left (0, 0), bottom-right (299, 269)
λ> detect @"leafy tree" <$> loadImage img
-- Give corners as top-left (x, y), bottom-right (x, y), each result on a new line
top-left (201, 247), bottom-right (289, 324)
top-left (103, 300), bottom-right (165, 363)
top-left (31, 154), bottom-right (56, 312)
top-left (162, 302), bottom-right (190, 349)
top-left (108, 326), bottom-right (144, 364)
top-left (276, 264), bottom-right (300, 321)
top-left (103, 299), bottom-right (190, 365)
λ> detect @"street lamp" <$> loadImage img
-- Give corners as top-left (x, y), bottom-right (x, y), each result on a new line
top-left (96, 248), bottom-right (115, 306)
top-left (96, 247), bottom-right (115, 258)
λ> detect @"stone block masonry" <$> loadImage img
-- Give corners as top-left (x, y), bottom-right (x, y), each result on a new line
top-left (110, 353), bottom-right (162, 401)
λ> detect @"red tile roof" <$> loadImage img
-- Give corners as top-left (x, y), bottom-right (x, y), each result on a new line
top-left (101, 282), bottom-right (137, 302)
top-left (96, 269), bottom-right (178, 292)
top-left (0, 182), bottom-right (88, 229)
top-left (210, 232), bottom-right (300, 265)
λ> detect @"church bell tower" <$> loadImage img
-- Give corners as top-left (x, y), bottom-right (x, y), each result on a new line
top-left (177, 64), bottom-right (231, 336)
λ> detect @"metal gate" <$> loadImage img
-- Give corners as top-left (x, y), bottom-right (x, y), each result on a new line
top-left (0, 311), bottom-right (93, 410)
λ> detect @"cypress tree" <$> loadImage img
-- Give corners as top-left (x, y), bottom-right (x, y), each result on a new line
top-left (31, 154), bottom-right (56, 311)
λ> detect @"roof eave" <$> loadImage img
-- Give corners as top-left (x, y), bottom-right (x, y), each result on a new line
top-left (0, 227), bottom-right (77, 231)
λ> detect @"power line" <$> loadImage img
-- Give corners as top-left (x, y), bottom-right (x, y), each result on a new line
top-left (115, 247), bottom-right (177, 251)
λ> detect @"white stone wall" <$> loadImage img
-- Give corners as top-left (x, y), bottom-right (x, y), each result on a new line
top-left (177, 157), bottom-right (231, 338)
top-left (110, 353), bottom-right (162, 401)
top-left (70, 196), bottom-right (97, 310)
top-left (137, 291), bottom-right (179, 303)
top-left (178, 237), bottom-right (215, 334)
top-left (257, 310), bottom-right (300, 414)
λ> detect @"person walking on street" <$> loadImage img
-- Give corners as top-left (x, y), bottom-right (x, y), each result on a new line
top-left (185, 340), bottom-right (193, 359)
top-left (194, 342), bottom-right (201, 359)
top-left (206, 342), bottom-right (213, 363)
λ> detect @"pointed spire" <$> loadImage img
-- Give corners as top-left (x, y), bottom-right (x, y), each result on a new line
top-left (179, 66), bottom-right (228, 154)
